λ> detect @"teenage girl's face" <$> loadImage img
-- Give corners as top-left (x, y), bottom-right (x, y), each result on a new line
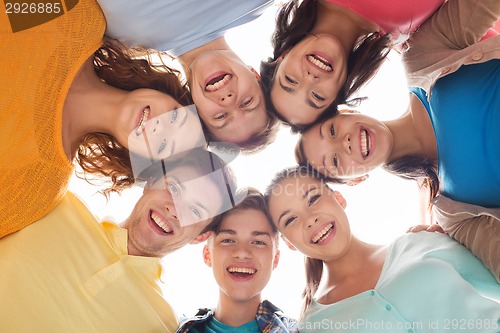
top-left (125, 165), bottom-right (224, 257)
top-left (203, 209), bottom-right (279, 304)
top-left (267, 176), bottom-right (351, 262)
top-left (117, 89), bottom-right (206, 159)
top-left (302, 112), bottom-right (393, 179)
top-left (271, 34), bottom-right (348, 127)
top-left (189, 50), bottom-right (269, 144)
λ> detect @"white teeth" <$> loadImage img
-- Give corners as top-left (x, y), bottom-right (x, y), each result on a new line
top-left (360, 129), bottom-right (371, 157)
top-left (228, 267), bottom-right (256, 274)
top-left (135, 106), bottom-right (150, 136)
top-left (206, 74), bottom-right (231, 92)
top-left (151, 211), bottom-right (172, 233)
top-left (312, 223), bottom-right (334, 243)
top-left (307, 55), bottom-right (333, 72)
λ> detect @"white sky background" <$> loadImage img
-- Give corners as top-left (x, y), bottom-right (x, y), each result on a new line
top-left (69, 3), bottom-right (424, 320)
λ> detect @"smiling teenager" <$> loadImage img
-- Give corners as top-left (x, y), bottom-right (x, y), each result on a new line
top-left (97, 0), bottom-right (281, 152)
top-left (177, 188), bottom-right (298, 333)
top-left (0, 0), bottom-right (194, 238)
top-left (295, 0), bottom-right (500, 277)
top-left (0, 148), bottom-right (238, 333)
top-left (260, 0), bottom-right (456, 130)
top-left (265, 165), bottom-right (500, 332)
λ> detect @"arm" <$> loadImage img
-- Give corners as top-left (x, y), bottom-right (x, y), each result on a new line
top-left (403, 0), bottom-right (500, 73)
top-left (432, 195), bottom-right (500, 283)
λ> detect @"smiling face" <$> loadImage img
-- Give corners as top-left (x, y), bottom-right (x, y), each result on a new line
top-left (124, 164), bottom-right (224, 257)
top-left (270, 34), bottom-right (348, 127)
top-left (203, 209), bottom-right (279, 304)
top-left (128, 103), bottom-right (206, 161)
top-left (301, 112), bottom-right (393, 179)
top-left (188, 50), bottom-right (269, 144)
top-left (267, 176), bottom-right (350, 262)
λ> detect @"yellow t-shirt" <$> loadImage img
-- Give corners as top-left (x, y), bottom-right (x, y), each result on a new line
top-left (0, 192), bottom-right (179, 332)
top-left (0, 0), bottom-right (105, 237)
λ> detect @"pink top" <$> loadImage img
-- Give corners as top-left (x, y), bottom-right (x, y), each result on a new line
top-left (326, 0), bottom-right (445, 36)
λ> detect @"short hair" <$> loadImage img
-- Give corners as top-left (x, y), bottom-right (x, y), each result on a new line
top-left (207, 187), bottom-right (279, 249)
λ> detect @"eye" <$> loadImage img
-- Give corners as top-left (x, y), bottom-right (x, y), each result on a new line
top-left (221, 238), bottom-right (235, 244)
top-left (332, 154), bottom-right (339, 168)
top-left (312, 92), bottom-right (325, 101)
top-left (240, 98), bottom-right (253, 108)
top-left (167, 182), bottom-right (179, 196)
top-left (189, 206), bottom-right (203, 219)
top-left (308, 194), bottom-right (320, 206)
top-left (284, 216), bottom-right (296, 227)
top-left (157, 138), bottom-right (166, 154)
top-left (253, 240), bottom-right (267, 246)
top-left (285, 75), bottom-right (298, 85)
top-left (170, 108), bottom-right (178, 123)
top-left (329, 124), bottom-right (336, 139)
top-left (214, 113), bottom-right (227, 120)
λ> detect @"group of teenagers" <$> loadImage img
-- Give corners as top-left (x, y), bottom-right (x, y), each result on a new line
top-left (1, 0), bottom-right (500, 332)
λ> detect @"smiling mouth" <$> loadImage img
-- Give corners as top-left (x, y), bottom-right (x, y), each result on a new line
top-left (227, 267), bottom-right (257, 278)
top-left (150, 210), bottom-right (173, 234)
top-left (135, 106), bottom-right (150, 136)
top-left (205, 74), bottom-right (232, 92)
top-left (307, 54), bottom-right (333, 72)
top-left (360, 129), bottom-right (372, 158)
top-left (311, 223), bottom-right (334, 244)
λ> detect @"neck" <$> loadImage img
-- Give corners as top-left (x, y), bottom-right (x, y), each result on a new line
top-left (318, 238), bottom-right (386, 303)
top-left (177, 37), bottom-right (231, 76)
top-left (62, 57), bottom-right (126, 159)
top-left (313, 1), bottom-right (379, 53)
top-left (214, 291), bottom-right (261, 327)
top-left (384, 95), bottom-right (437, 162)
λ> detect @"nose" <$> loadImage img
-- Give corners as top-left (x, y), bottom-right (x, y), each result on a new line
top-left (233, 243), bottom-right (252, 259)
top-left (305, 70), bottom-right (320, 82)
top-left (164, 202), bottom-right (178, 220)
top-left (219, 91), bottom-right (235, 105)
top-left (306, 216), bottom-right (319, 228)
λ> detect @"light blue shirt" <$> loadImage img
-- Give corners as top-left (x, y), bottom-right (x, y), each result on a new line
top-left (190, 317), bottom-right (260, 333)
top-left (97, 0), bottom-right (273, 57)
top-left (301, 232), bottom-right (500, 333)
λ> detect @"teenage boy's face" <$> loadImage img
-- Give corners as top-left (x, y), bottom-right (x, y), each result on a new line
top-left (203, 209), bottom-right (279, 303)
top-left (189, 50), bottom-right (269, 144)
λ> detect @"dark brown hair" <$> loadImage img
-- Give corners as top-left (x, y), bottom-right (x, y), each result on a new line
top-left (260, 0), bottom-right (391, 131)
top-left (76, 40), bottom-right (192, 196)
top-left (264, 165), bottom-right (329, 318)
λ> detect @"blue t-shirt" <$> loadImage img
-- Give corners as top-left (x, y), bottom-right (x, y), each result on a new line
top-left (97, 0), bottom-right (273, 57)
top-left (410, 59), bottom-right (500, 207)
top-left (189, 317), bottom-right (261, 333)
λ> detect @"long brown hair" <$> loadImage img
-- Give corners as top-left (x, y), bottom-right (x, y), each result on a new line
top-left (260, 0), bottom-right (391, 131)
top-left (76, 40), bottom-right (192, 196)
top-left (264, 165), bottom-right (329, 318)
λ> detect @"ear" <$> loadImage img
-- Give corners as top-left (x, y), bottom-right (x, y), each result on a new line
top-left (202, 244), bottom-right (213, 267)
top-left (190, 231), bottom-right (212, 244)
top-left (346, 174), bottom-right (369, 186)
top-left (332, 191), bottom-right (347, 209)
top-left (249, 66), bottom-right (261, 80)
top-left (338, 109), bottom-right (360, 114)
top-left (272, 249), bottom-right (281, 270)
top-left (281, 235), bottom-right (297, 251)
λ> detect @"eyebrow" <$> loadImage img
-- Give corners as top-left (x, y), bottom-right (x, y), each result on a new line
top-left (178, 107), bottom-right (188, 128)
top-left (279, 77), bottom-right (323, 110)
top-left (318, 122), bottom-right (327, 170)
top-left (217, 229), bottom-right (272, 238)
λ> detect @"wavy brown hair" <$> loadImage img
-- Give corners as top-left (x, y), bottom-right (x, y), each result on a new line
top-left (260, 0), bottom-right (391, 131)
top-left (76, 40), bottom-right (192, 196)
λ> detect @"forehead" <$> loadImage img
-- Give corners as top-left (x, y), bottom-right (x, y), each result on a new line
top-left (219, 209), bottom-right (274, 236)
